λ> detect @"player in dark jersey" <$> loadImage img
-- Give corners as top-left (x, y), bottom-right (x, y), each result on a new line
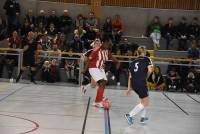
top-left (16, 31), bottom-right (37, 84)
top-left (125, 46), bottom-right (153, 125)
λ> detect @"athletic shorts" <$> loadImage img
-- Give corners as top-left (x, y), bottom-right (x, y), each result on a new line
top-left (89, 68), bottom-right (107, 82)
top-left (132, 82), bottom-right (149, 99)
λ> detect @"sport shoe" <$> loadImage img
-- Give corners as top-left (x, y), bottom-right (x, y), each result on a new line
top-left (125, 114), bottom-right (134, 125)
top-left (92, 102), bottom-right (104, 108)
top-left (140, 117), bottom-right (149, 124)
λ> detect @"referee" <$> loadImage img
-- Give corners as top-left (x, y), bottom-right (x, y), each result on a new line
top-left (125, 46), bottom-right (153, 125)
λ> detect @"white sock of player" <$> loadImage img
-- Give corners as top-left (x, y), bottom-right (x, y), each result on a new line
top-left (140, 108), bottom-right (146, 118)
top-left (129, 103), bottom-right (144, 117)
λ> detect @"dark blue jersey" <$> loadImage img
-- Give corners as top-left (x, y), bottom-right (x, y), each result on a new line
top-left (129, 56), bottom-right (152, 83)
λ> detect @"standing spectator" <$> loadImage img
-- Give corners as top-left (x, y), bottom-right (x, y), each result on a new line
top-left (36, 10), bottom-right (47, 27)
top-left (59, 10), bottom-right (73, 34)
top-left (112, 15), bottom-right (124, 44)
top-left (47, 10), bottom-right (59, 29)
top-left (5, 31), bottom-right (20, 81)
top-left (75, 14), bottom-right (85, 28)
top-left (21, 19), bottom-right (32, 39)
top-left (147, 16), bottom-right (162, 50)
top-left (188, 17), bottom-right (200, 40)
top-left (25, 9), bottom-right (36, 30)
top-left (147, 66), bottom-right (165, 90)
top-left (3, 0), bottom-right (20, 34)
top-left (16, 31), bottom-right (37, 83)
top-left (187, 40), bottom-right (200, 60)
top-left (176, 17), bottom-right (188, 51)
top-left (102, 17), bottom-right (113, 41)
top-left (0, 15), bottom-right (7, 40)
top-left (162, 18), bottom-right (176, 50)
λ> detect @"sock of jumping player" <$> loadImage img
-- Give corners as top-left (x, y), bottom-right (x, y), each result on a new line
top-left (95, 86), bottom-right (104, 103)
top-left (140, 108), bottom-right (146, 118)
top-left (129, 103), bottom-right (144, 117)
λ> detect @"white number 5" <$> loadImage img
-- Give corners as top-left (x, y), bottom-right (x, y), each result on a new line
top-left (134, 62), bottom-right (139, 72)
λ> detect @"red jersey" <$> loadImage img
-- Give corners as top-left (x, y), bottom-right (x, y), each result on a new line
top-left (89, 47), bottom-right (112, 68)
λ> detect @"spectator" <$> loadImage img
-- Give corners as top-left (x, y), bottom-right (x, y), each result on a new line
top-left (185, 68), bottom-right (197, 93)
top-left (188, 17), bottom-right (200, 40)
top-left (162, 17), bottom-right (176, 50)
top-left (41, 60), bottom-right (52, 82)
top-left (147, 66), bottom-right (165, 90)
top-left (187, 40), bottom-right (200, 60)
top-left (59, 10), bottom-right (73, 34)
top-left (75, 14), bottom-right (85, 28)
top-left (36, 10), bottom-right (47, 27)
top-left (119, 38), bottom-right (131, 55)
top-left (35, 22), bottom-right (46, 35)
top-left (49, 43), bottom-right (62, 63)
top-left (57, 33), bottom-right (70, 51)
top-left (112, 15), bottom-right (124, 44)
top-left (74, 26), bottom-right (86, 40)
top-left (5, 31), bottom-right (20, 81)
top-left (21, 19), bottom-right (32, 39)
top-left (47, 23), bottom-right (57, 38)
top-left (70, 35), bottom-right (85, 53)
top-left (0, 15), bottom-right (7, 41)
top-left (47, 10), bottom-right (59, 29)
top-left (102, 17), bottom-right (113, 41)
top-left (166, 67), bottom-right (180, 91)
top-left (147, 16), bottom-right (162, 50)
top-left (176, 17), bottom-right (188, 51)
top-left (85, 12), bottom-right (99, 31)
top-left (3, 0), bottom-right (20, 34)
top-left (25, 9), bottom-right (36, 30)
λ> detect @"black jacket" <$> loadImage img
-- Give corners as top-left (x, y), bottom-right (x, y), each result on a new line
top-left (4, 0), bottom-right (20, 16)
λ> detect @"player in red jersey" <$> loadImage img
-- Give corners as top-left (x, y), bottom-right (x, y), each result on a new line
top-left (83, 38), bottom-right (119, 108)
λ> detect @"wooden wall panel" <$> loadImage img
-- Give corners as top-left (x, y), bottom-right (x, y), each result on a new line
top-left (40, 0), bottom-right (200, 10)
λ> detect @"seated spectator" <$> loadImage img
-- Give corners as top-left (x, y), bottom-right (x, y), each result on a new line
top-left (21, 19), bottom-right (32, 39)
top-left (47, 23), bottom-right (57, 38)
top-left (166, 67), bottom-right (180, 91)
top-left (176, 17), bottom-right (188, 51)
top-left (36, 10), bottom-right (47, 27)
top-left (50, 59), bottom-right (60, 82)
top-left (74, 26), bottom-right (86, 40)
top-left (185, 68), bottom-right (197, 93)
top-left (85, 12), bottom-right (99, 32)
top-left (47, 10), bottom-right (59, 29)
top-left (147, 16), bottom-right (162, 50)
top-left (64, 49), bottom-right (75, 82)
top-left (119, 38), bottom-right (131, 55)
top-left (162, 17), bottom-right (176, 50)
top-left (49, 43), bottom-right (62, 63)
top-left (147, 66), bottom-right (165, 90)
top-left (5, 31), bottom-right (20, 80)
top-left (75, 14), bottom-right (85, 28)
top-left (57, 33), bottom-right (70, 51)
top-left (70, 35), bottom-right (85, 53)
top-left (25, 9), bottom-right (35, 30)
top-left (102, 17), bottom-right (113, 41)
top-left (187, 40), bottom-right (200, 60)
top-left (59, 10), bottom-right (73, 34)
top-left (188, 17), bottom-right (200, 40)
top-left (35, 22), bottom-right (46, 35)
top-left (112, 15), bottom-right (124, 44)
top-left (41, 60), bottom-right (52, 82)
top-left (0, 15), bottom-right (7, 41)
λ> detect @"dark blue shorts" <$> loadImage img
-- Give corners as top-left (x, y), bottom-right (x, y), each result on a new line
top-left (132, 82), bottom-right (149, 99)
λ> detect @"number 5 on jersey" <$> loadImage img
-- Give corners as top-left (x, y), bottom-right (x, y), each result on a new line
top-left (134, 62), bottom-right (139, 72)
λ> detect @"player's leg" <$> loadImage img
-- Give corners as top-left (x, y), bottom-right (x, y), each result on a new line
top-left (16, 66), bottom-right (26, 83)
top-left (30, 66), bottom-right (37, 84)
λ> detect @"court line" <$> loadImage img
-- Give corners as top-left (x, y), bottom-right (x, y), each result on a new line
top-left (162, 92), bottom-right (189, 116)
top-left (0, 113), bottom-right (39, 134)
top-left (0, 85), bottom-right (27, 102)
top-left (81, 97), bottom-right (91, 134)
top-left (186, 94), bottom-right (200, 104)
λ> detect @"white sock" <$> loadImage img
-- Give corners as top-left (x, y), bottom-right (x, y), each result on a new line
top-left (129, 103), bottom-right (144, 117)
top-left (140, 108), bottom-right (146, 118)
top-left (84, 83), bottom-right (91, 90)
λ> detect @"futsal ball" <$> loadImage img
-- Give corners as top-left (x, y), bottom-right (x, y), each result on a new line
top-left (103, 99), bottom-right (111, 109)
